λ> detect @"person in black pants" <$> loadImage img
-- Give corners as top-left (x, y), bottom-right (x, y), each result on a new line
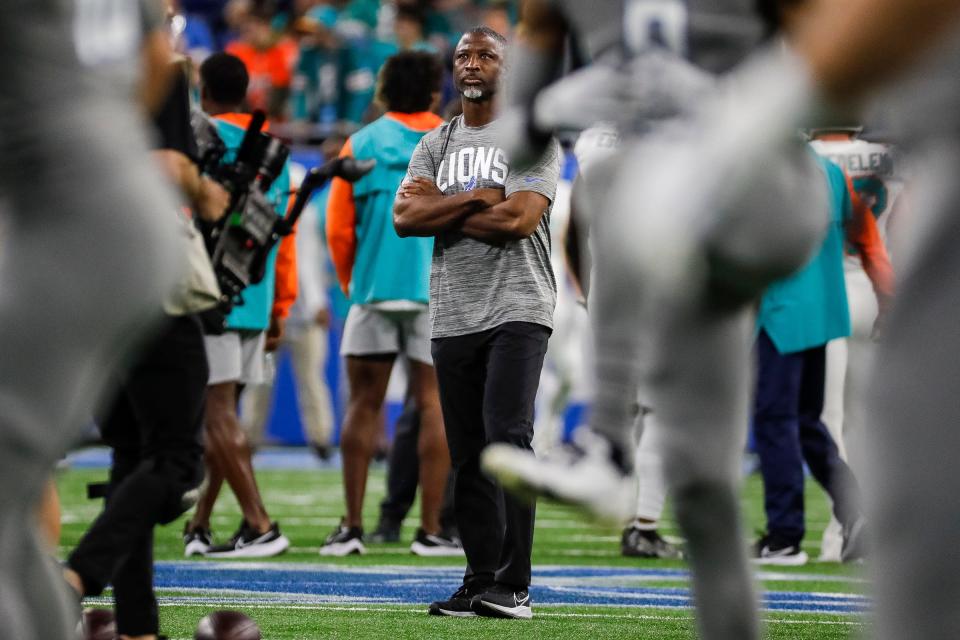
top-left (65, 315), bottom-right (208, 637)
top-left (62, 61), bottom-right (229, 639)
top-left (393, 28), bottom-right (561, 620)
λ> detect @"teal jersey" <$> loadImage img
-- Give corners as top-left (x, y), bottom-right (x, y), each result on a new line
top-left (757, 156), bottom-right (852, 354)
top-left (345, 114), bottom-right (437, 305)
top-left (213, 117), bottom-right (292, 331)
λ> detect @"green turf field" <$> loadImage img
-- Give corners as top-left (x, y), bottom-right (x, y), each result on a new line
top-left (57, 451), bottom-right (866, 639)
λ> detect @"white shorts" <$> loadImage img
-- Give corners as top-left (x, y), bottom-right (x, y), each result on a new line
top-left (204, 330), bottom-right (266, 385)
top-left (340, 305), bottom-right (432, 365)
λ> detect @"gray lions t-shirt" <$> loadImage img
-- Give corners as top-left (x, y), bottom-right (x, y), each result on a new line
top-left (404, 115), bottom-right (560, 338)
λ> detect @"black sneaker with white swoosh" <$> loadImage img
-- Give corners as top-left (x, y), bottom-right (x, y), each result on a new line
top-left (428, 581), bottom-right (491, 617)
top-left (472, 584), bottom-right (533, 619)
top-left (204, 520), bottom-right (290, 559)
top-left (752, 534), bottom-right (808, 566)
top-left (410, 528), bottom-right (465, 557)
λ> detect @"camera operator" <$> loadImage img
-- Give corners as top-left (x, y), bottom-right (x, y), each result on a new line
top-left (182, 52), bottom-right (296, 558)
top-left (62, 46), bottom-right (230, 639)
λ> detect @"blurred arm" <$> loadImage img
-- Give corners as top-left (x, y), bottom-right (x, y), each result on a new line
top-left (461, 191), bottom-right (549, 242)
top-left (844, 174), bottom-right (895, 312)
top-left (795, 0), bottom-right (960, 103)
top-left (326, 139), bottom-right (358, 295)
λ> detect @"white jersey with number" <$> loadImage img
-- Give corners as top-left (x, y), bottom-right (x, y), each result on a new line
top-left (810, 138), bottom-right (905, 270)
top-left (550, 0), bottom-right (764, 71)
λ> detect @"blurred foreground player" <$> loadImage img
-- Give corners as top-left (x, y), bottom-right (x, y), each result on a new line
top-left (503, 0), bottom-right (960, 638)
top-left (482, 2), bottom-right (831, 638)
top-left (0, 1), bottom-right (184, 638)
top-left (777, 1), bottom-right (960, 637)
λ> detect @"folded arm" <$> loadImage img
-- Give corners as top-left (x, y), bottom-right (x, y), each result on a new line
top-left (393, 177), bottom-right (503, 237)
top-left (461, 190), bottom-right (551, 242)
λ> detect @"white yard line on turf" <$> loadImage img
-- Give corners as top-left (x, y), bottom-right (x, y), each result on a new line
top-left (142, 602), bottom-right (863, 626)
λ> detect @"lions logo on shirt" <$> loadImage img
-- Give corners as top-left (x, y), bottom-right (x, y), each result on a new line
top-left (436, 146), bottom-right (509, 192)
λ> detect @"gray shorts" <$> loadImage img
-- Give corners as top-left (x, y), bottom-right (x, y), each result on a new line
top-left (204, 330), bottom-right (266, 385)
top-left (340, 305), bottom-right (432, 364)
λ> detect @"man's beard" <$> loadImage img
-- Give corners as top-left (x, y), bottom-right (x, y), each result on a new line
top-left (462, 87), bottom-right (484, 100)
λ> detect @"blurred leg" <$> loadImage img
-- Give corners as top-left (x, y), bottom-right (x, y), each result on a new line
top-left (340, 356), bottom-right (394, 529)
top-left (0, 3), bottom-right (181, 637)
top-left (240, 376), bottom-right (275, 450)
top-left (379, 397), bottom-right (421, 527)
top-left (634, 415), bottom-right (668, 523)
top-left (753, 333), bottom-right (807, 545)
top-left (410, 360), bottom-right (449, 535)
top-left (868, 144), bottom-right (960, 640)
top-left (204, 383), bottom-right (270, 533)
top-left (291, 325), bottom-right (335, 447)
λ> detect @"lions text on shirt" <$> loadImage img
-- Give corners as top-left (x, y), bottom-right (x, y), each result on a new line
top-left (403, 116), bottom-right (561, 338)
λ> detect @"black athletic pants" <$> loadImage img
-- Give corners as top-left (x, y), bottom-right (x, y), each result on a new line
top-left (379, 395), bottom-right (457, 533)
top-left (68, 315), bottom-right (207, 636)
top-left (431, 322), bottom-right (550, 590)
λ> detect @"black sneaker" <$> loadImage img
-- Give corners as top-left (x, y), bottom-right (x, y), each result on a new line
top-left (472, 584), bottom-right (533, 619)
top-left (310, 442), bottom-right (334, 461)
top-left (621, 525), bottom-right (682, 559)
top-left (319, 521), bottom-right (365, 556)
top-left (183, 523), bottom-right (213, 557)
top-left (753, 534), bottom-right (808, 566)
top-left (410, 529), bottom-right (465, 557)
top-left (428, 582), bottom-right (489, 617)
top-left (368, 519), bottom-right (401, 544)
top-left (841, 516), bottom-right (867, 563)
top-left (204, 520), bottom-right (290, 559)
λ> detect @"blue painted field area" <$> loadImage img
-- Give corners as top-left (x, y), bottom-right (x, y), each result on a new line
top-left (144, 562), bottom-right (867, 615)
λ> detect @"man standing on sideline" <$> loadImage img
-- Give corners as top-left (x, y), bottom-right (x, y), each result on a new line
top-left (394, 27), bottom-right (560, 620)
top-left (320, 50), bottom-right (457, 557)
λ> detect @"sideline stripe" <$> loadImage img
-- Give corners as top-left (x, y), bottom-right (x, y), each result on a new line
top-left (146, 562), bottom-right (867, 615)
top-left (83, 600), bottom-right (862, 626)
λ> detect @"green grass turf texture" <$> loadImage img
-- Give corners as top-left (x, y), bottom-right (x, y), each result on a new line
top-left (57, 453), bottom-right (865, 639)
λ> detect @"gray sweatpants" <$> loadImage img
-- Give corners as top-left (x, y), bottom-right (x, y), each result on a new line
top-left (865, 140), bottom-right (960, 640)
top-left (588, 133), bottom-right (828, 639)
top-left (0, 3), bottom-right (181, 638)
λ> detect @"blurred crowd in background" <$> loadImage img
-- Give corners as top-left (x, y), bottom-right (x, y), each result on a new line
top-left (171, 0), bottom-right (517, 134)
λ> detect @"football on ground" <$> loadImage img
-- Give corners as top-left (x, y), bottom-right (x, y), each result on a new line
top-left (194, 610), bottom-right (262, 640)
top-left (81, 608), bottom-right (116, 640)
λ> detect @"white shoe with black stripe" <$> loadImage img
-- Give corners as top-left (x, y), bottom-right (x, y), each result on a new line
top-left (472, 584), bottom-right (533, 620)
top-left (752, 535), bottom-right (808, 566)
top-left (410, 529), bottom-right (464, 557)
top-left (481, 429), bottom-right (636, 524)
top-left (203, 521), bottom-right (290, 559)
top-left (319, 522), bottom-right (365, 556)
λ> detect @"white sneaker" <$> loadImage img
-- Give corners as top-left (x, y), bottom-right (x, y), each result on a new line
top-left (319, 522), bottom-right (366, 556)
top-left (204, 521), bottom-right (290, 559)
top-left (410, 529), bottom-right (465, 557)
top-left (753, 535), bottom-right (809, 566)
top-left (481, 429), bottom-right (637, 524)
top-left (183, 524), bottom-right (212, 557)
